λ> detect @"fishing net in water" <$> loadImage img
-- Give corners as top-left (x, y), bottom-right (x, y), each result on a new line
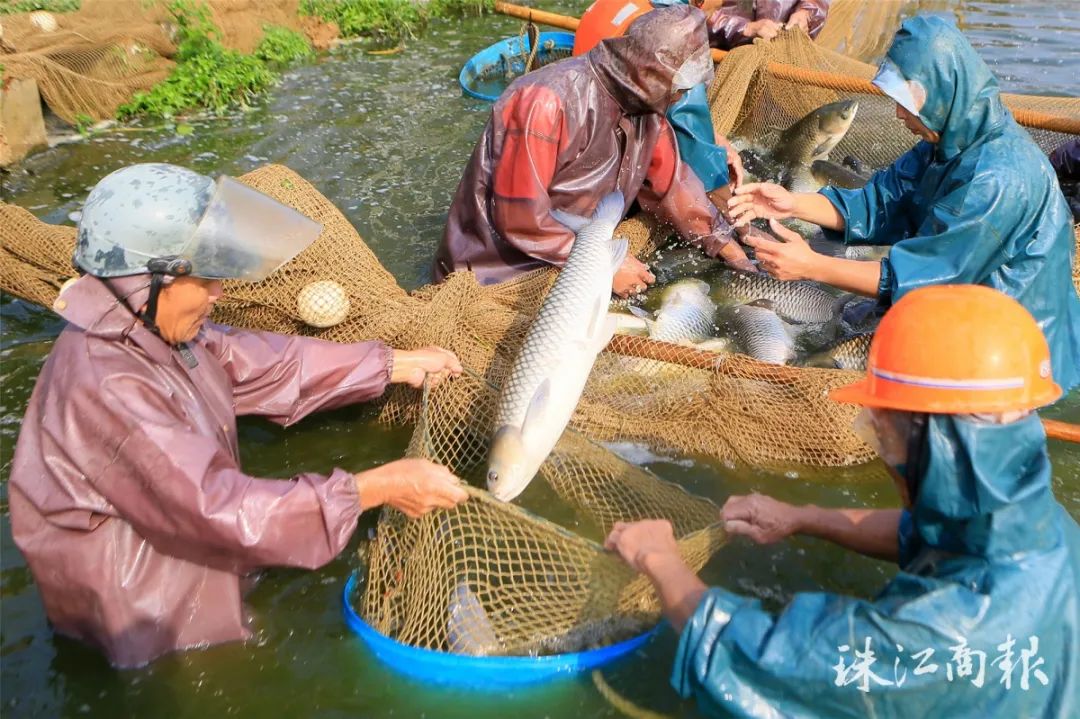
top-left (0, 0), bottom-right (335, 124)
top-left (2, 29), bottom-right (1079, 652)
top-left (707, 28), bottom-right (1080, 172)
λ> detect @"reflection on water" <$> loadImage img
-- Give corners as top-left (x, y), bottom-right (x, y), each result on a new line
top-left (1, 2), bottom-right (1078, 717)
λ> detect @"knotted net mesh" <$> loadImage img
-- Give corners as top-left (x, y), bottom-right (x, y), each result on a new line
top-left (1, 29), bottom-right (1078, 654)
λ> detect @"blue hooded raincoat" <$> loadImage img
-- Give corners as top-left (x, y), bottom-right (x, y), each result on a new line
top-left (673, 413), bottom-right (1080, 717)
top-left (818, 17), bottom-right (1080, 392)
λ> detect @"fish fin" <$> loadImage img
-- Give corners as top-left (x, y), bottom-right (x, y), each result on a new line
top-left (746, 298), bottom-right (775, 311)
top-left (521, 379), bottom-right (551, 442)
top-left (609, 311), bottom-right (650, 334)
top-left (627, 304), bottom-right (652, 320)
top-left (592, 312), bottom-right (619, 353)
top-left (609, 237), bottom-right (629, 275)
top-left (550, 190), bottom-right (625, 233)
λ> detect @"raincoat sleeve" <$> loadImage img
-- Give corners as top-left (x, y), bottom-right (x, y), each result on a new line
top-left (638, 122), bottom-right (736, 256)
top-left (876, 167), bottom-right (1022, 305)
top-left (667, 84), bottom-right (730, 192)
top-left (489, 85), bottom-right (576, 267)
top-left (818, 141), bottom-right (932, 249)
top-left (672, 583), bottom-right (994, 716)
top-left (794, 0), bottom-right (830, 38)
top-left (706, 4), bottom-right (751, 49)
top-left (71, 372), bottom-right (362, 574)
top-left (203, 324), bottom-right (392, 425)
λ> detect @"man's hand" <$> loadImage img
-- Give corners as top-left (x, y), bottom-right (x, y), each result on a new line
top-left (785, 9), bottom-right (811, 32)
top-left (744, 18), bottom-right (782, 41)
top-left (721, 493), bottom-right (804, 544)
top-left (728, 182), bottom-right (797, 226)
top-left (356, 458), bottom-right (469, 518)
top-left (604, 519), bottom-right (681, 573)
top-left (742, 220), bottom-right (822, 280)
top-left (391, 346), bottom-right (463, 389)
top-left (717, 239), bottom-right (758, 273)
top-left (612, 256), bottom-right (656, 298)
top-left (713, 133), bottom-right (745, 188)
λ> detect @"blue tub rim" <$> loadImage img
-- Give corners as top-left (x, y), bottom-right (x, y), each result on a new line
top-left (458, 31), bottom-right (576, 102)
top-left (341, 572), bottom-right (656, 688)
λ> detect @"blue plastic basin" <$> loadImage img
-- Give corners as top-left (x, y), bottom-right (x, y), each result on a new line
top-left (458, 31), bottom-right (576, 102)
top-left (342, 573), bottom-right (656, 688)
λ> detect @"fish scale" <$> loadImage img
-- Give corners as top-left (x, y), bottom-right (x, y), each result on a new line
top-left (488, 192), bottom-right (626, 501)
top-left (714, 270), bottom-right (839, 324)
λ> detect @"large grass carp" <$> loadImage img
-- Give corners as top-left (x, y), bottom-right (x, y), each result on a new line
top-left (729, 300), bottom-right (795, 365)
top-left (487, 192), bottom-right (628, 502)
top-left (712, 268), bottom-right (842, 324)
top-left (773, 99), bottom-right (859, 169)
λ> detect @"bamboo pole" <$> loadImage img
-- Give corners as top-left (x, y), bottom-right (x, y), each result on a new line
top-left (492, 2), bottom-right (1080, 135)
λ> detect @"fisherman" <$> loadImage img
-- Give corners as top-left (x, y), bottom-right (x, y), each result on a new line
top-left (728, 15), bottom-right (1080, 391)
top-left (1049, 138), bottom-right (1079, 220)
top-left (606, 284), bottom-right (1080, 717)
top-left (573, 0), bottom-right (747, 228)
top-left (433, 5), bottom-right (754, 297)
top-left (706, 0), bottom-right (830, 49)
top-left (8, 163), bottom-right (469, 669)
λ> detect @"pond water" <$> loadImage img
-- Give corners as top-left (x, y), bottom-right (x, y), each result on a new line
top-left (2, 1), bottom-right (1078, 717)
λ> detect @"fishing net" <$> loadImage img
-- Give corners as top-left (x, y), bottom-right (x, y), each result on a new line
top-left (0, 0), bottom-right (335, 124)
top-left (2, 27), bottom-right (1079, 653)
top-left (707, 28), bottom-right (1080, 172)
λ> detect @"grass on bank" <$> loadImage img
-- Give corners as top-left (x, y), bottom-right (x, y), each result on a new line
top-left (0, 0), bottom-right (80, 13)
top-left (118, 1), bottom-right (311, 120)
top-left (300, 0), bottom-right (492, 47)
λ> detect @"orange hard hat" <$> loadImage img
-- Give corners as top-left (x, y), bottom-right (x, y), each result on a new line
top-left (572, 0), bottom-right (652, 56)
top-left (830, 285), bottom-right (1062, 413)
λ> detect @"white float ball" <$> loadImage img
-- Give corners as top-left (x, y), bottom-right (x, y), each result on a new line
top-left (29, 11), bottom-right (58, 33)
top-left (297, 280), bottom-right (350, 328)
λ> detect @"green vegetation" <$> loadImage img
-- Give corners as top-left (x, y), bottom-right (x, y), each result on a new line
top-left (255, 25), bottom-right (315, 66)
top-left (118, 2), bottom-right (315, 121)
top-left (0, 0), bottom-right (80, 14)
top-left (299, 0), bottom-right (492, 47)
top-left (74, 113), bottom-right (94, 135)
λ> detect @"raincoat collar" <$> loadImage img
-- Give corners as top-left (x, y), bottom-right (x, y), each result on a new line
top-left (881, 15), bottom-right (1008, 162)
top-left (908, 413), bottom-right (1059, 560)
top-left (54, 274), bottom-right (176, 366)
top-left (587, 5), bottom-right (710, 116)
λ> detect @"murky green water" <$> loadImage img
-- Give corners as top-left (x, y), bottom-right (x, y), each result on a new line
top-left (2, 2), bottom-right (1078, 717)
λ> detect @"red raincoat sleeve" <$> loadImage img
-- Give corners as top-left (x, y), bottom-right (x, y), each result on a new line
top-left (795, 0), bottom-right (830, 38)
top-left (638, 123), bottom-right (735, 256)
top-left (490, 85), bottom-right (575, 266)
top-left (706, 1), bottom-right (751, 49)
top-left (202, 324), bottom-right (393, 425)
top-left (76, 371), bottom-right (363, 574)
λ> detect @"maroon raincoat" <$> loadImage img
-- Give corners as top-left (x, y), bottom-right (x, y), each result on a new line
top-left (9, 274), bottom-right (393, 668)
top-left (707, 0), bottom-right (829, 49)
top-left (434, 5), bottom-right (737, 285)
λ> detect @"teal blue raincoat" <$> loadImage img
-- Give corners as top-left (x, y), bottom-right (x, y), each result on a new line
top-left (652, 0), bottom-right (731, 191)
top-left (673, 413), bottom-right (1080, 717)
top-left (819, 16), bottom-right (1080, 392)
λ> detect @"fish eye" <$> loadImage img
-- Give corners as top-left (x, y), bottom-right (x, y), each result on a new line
top-left (487, 470), bottom-right (498, 483)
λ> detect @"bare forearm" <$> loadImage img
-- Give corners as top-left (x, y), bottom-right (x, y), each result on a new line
top-left (792, 192), bottom-right (844, 231)
top-left (809, 254), bottom-right (882, 297)
top-left (794, 506), bottom-right (902, 562)
top-left (641, 552), bottom-right (709, 633)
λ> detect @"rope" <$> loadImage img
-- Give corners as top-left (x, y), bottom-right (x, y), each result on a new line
top-left (592, 670), bottom-right (673, 719)
top-left (491, 2), bottom-right (1080, 135)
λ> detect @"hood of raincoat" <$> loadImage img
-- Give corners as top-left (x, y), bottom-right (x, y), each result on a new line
top-left (906, 413), bottom-right (1058, 560)
top-left (882, 15), bottom-right (1008, 162)
top-left (588, 4), bottom-right (710, 116)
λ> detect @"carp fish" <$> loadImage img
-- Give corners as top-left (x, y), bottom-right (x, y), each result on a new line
top-left (729, 300), bottom-right (795, 365)
top-left (487, 192), bottom-right (627, 502)
top-left (625, 278), bottom-right (717, 345)
top-left (803, 331), bottom-right (874, 370)
top-left (712, 268), bottom-right (842, 325)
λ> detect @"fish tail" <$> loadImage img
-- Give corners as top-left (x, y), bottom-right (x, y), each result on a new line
top-left (592, 190), bottom-right (625, 227)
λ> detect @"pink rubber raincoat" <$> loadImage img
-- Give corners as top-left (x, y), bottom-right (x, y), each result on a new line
top-left (9, 274), bottom-right (393, 668)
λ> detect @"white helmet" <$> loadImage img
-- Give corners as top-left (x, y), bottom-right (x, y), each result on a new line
top-left (74, 163), bottom-right (321, 281)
